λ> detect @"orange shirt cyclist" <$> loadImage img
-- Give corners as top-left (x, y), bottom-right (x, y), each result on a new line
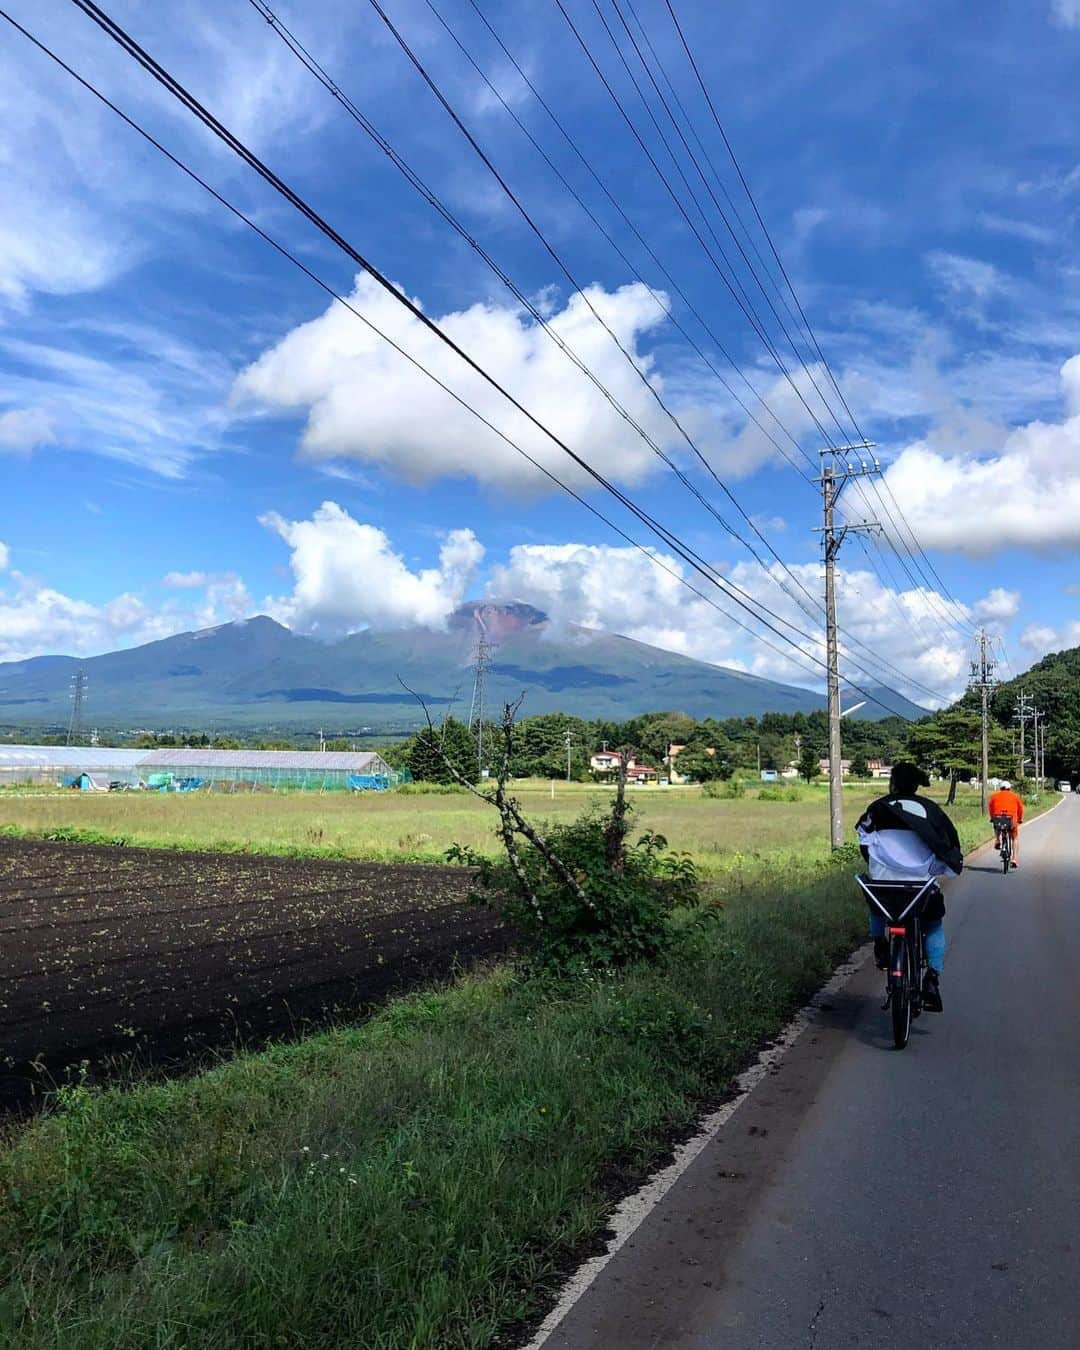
top-left (988, 782), bottom-right (1024, 868)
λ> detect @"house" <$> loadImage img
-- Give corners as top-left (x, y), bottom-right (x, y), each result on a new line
top-left (626, 762), bottom-right (659, 784)
top-left (819, 757), bottom-right (853, 777)
top-left (590, 751), bottom-right (659, 784)
top-left (867, 759), bottom-right (893, 779)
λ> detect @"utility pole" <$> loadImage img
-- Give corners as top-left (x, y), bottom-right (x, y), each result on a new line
top-left (1031, 708), bottom-right (1046, 798)
top-left (1013, 688), bottom-right (1033, 781)
top-left (66, 669), bottom-right (87, 747)
top-left (968, 632), bottom-right (996, 813)
top-left (564, 728), bottom-right (573, 783)
top-left (818, 443), bottom-right (880, 849)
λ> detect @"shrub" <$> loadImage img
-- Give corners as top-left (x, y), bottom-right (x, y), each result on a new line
top-left (757, 786), bottom-right (803, 802)
top-left (448, 806), bottom-right (701, 974)
top-left (702, 777), bottom-right (745, 799)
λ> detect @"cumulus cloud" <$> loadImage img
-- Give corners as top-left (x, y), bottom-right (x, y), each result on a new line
top-left (0, 566), bottom-right (252, 665)
top-left (882, 355), bottom-right (1080, 554)
top-left (0, 407), bottom-right (56, 454)
top-left (1051, 0), bottom-right (1080, 28)
top-left (973, 587), bottom-right (1021, 622)
top-left (259, 501), bottom-right (483, 636)
top-left (484, 541), bottom-right (981, 706)
top-left (232, 276), bottom-right (799, 492)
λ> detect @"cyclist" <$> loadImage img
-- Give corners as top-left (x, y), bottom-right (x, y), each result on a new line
top-left (855, 762), bottom-right (963, 1013)
top-left (988, 780), bottom-right (1024, 868)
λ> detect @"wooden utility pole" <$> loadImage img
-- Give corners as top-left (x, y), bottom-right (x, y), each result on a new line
top-left (818, 444), bottom-right (880, 850)
top-left (564, 728), bottom-right (573, 783)
top-left (969, 632), bottom-right (995, 813)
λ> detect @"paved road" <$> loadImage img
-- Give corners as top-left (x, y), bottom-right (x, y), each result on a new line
top-left (550, 797), bottom-right (1080, 1349)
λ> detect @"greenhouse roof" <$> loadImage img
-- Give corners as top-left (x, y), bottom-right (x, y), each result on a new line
top-left (137, 749), bottom-right (388, 771)
top-left (0, 745), bottom-right (145, 769)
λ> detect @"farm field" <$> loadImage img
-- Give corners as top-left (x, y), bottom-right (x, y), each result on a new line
top-left (0, 779), bottom-right (995, 874)
top-left (0, 837), bottom-right (507, 1114)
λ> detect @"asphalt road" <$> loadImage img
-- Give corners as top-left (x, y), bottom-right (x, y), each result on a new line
top-left (549, 797), bottom-right (1080, 1349)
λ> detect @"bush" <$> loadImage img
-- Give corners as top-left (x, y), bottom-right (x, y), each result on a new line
top-left (448, 807), bottom-right (701, 974)
top-left (757, 786), bottom-right (803, 802)
top-left (394, 781), bottom-right (469, 796)
top-left (702, 777), bottom-right (745, 799)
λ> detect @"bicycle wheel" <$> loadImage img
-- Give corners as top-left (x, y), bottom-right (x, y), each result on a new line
top-left (1002, 836), bottom-right (1011, 874)
top-left (890, 934), bottom-right (911, 1049)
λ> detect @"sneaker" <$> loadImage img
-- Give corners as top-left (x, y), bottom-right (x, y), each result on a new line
top-left (874, 937), bottom-right (890, 970)
top-left (922, 969), bottom-right (943, 1013)
top-left (1010, 860), bottom-right (1018, 869)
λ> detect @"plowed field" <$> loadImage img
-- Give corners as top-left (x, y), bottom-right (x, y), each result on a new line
top-left (0, 838), bottom-right (507, 1114)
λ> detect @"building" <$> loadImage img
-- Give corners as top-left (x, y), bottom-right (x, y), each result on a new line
top-left (0, 745), bottom-right (145, 788)
top-left (867, 759), bottom-right (893, 779)
top-left (589, 751), bottom-right (659, 784)
top-left (819, 757), bottom-right (853, 777)
top-left (0, 745), bottom-right (398, 792)
top-left (136, 748), bottom-right (395, 792)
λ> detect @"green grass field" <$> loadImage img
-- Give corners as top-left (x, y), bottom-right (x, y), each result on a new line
top-left (0, 779), bottom-right (996, 879)
top-left (0, 786), bottom-right (1057, 1347)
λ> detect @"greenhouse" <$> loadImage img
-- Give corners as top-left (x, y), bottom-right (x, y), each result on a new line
top-left (136, 748), bottom-right (401, 792)
top-left (0, 745), bottom-right (404, 792)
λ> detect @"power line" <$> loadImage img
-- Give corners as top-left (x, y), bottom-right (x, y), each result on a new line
top-left (33, 1), bottom-right (931, 719)
top-left (358, 0), bottom-right (829, 627)
top-left (658, 0), bottom-right (978, 640)
top-left (255, 0), bottom-right (949, 702)
top-left (605, 0), bottom-right (852, 445)
top-left (464, 0), bottom-right (819, 477)
top-left (27, 3), bottom-right (920, 717)
top-left (553, 0), bottom-right (844, 453)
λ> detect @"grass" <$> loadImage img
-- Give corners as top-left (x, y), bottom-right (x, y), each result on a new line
top-left (0, 790), bottom-right (1058, 1347)
top-left (0, 869), bottom-right (868, 1349)
top-left (0, 780), bottom-right (1006, 879)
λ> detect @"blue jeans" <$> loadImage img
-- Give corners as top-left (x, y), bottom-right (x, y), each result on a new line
top-left (870, 913), bottom-right (945, 973)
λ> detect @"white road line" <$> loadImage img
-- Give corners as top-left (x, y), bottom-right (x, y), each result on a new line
top-left (523, 942), bottom-right (872, 1350)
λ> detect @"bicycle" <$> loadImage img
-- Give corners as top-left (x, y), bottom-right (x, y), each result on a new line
top-left (992, 814), bottom-right (1014, 873)
top-left (856, 875), bottom-right (938, 1049)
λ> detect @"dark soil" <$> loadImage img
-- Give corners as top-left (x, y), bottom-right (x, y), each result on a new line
top-left (0, 837), bottom-right (508, 1116)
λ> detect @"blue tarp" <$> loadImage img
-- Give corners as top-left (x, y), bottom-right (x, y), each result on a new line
top-left (348, 773), bottom-right (390, 792)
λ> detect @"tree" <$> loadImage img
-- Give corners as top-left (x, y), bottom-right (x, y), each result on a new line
top-left (849, 751), bottom-right (870, 779)
top-left (408, 716), bottom-right (476, 783)
top-left (675, 745), bottom-right (728, 783)
top-left (798, 745), bottom-right (820, 784)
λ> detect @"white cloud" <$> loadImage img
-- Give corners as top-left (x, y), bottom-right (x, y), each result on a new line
top-left (163, 571), bottom-right (211, 589)
top-left (259, 501), bottom-right (483, 636)
top-left (882, 355), bottom-right (1080, 554)
top-left (0, 542), bottom-right (9, 572)
top-left (973, 587), bottom-right (1021, 622)
top-left (484, 541), bottom-right (976, 707)
top-left (0, 407), bottom-right (56, 454)
top-left (0, 328), bottom-right (230, 477)
top-left (0, 565), bottom-right (252, 665)
top-left (1020, 623), bottom-right (1059, 651)
top-left (1050, 0), bottom-right (1080, 29)
top-left (232, 276), bottom-right (787, 492)
top-left (927, 251), bottom-right (1005, 302)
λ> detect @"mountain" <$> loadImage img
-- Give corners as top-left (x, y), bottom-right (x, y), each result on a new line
top-left (0, 604), bottom-right (928, 733)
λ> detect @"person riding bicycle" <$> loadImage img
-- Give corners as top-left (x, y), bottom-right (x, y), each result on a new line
top-left (855, 762), bottom-right (963, 1013)
top-left (988, 781), bottom-right (1024, 868)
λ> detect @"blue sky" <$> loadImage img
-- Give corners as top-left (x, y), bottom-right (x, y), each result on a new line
top-left (1, 0), bottom-right (1079, 705)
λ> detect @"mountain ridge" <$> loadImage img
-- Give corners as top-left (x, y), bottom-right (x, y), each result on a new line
top-left (0, 606), bottom-right (928, 731)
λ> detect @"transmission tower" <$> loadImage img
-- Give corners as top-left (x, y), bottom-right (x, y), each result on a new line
top-left (67, 669), bottom-right (88, 747)
top-left (467, 610), bottom-right (491, 778)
